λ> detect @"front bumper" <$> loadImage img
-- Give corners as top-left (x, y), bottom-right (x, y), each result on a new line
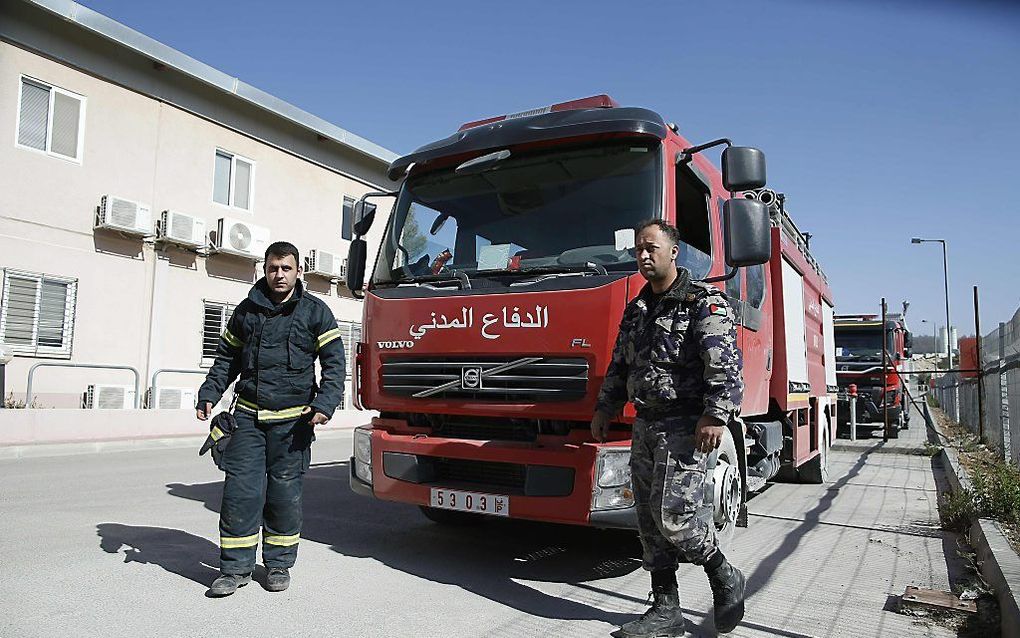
top-left (349, 424), bottom-right (636, 527)
top-left (836, 394), bottom-right (902, 425)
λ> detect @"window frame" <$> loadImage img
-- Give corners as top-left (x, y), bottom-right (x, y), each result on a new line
top-left (336, 320), bottom-right (361, 378)
top-left (0, 269), bottom-right (78, 358)
top-left (746, 263), bottom-right (767, 310)
top-left (200, 300), bottom-right (237, 367)
top-left (15, 75), bottom-right (86, 164)
top-left (212, 148), bottom-right (256, 211)
top-left (341, 195), bottom-right (356, 241)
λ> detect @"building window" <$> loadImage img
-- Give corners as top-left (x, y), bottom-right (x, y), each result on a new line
top-left (213, 150), bottom-right (254, 210)
top-left (342, 196), bottom-right (355, 240)
top-left (0, 269), bottom-right (78, 358)
top-left (16, 77), bottom-right (85, 162)
top-left (202, 300), bottom-right (236, 366)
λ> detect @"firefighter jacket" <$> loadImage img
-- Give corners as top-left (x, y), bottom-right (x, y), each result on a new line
top-left (595, 268), bottom-right (743, 423)
top-left (197, 278), bottom-right (347, 419)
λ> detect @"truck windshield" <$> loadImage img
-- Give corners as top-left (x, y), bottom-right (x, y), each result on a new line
top-left (835, 328), bottom-right (895, 360)
top-left (372, 142), bottom-right (667, 285)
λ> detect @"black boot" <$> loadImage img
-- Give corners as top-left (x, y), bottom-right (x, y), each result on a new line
top-left (208, 572), bottom-right (251, 597)
top-left (706, 557), bottom-right (746, 633)
top-left (265, 567), bottom-right (291, 592)
top-left (611, 586), bottom-right (685, 638)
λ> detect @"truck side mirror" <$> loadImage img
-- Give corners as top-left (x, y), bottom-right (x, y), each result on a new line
top-left (723, 198), bottom-right (771, 267)
top-left (346, 238), bottom-right (368, 295)
top-left (352, 200), bottom-right (377, 236)
top-left (722, 147), bottom-right (767, 192)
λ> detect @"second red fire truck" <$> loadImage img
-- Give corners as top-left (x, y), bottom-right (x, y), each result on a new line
top-left (344, 96), bottom-right (838, 542)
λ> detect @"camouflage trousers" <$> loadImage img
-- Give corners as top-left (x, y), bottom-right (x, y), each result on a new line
top-left (631, 415), bottom-right (718, 571)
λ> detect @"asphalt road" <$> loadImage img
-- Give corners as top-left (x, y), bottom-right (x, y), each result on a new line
top-left (0, 402), bottom-right (966, 637)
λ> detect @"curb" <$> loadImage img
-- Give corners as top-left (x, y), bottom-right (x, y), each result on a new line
top-left (971, 518), bottom-right (1020, 638)
top-left (937, 446), bottom-right (1020, 636)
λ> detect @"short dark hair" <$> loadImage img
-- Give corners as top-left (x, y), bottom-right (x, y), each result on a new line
top-left (635, 219), bottom-right (680, 246)
top-left (265, 241), bottom-right (300, 265)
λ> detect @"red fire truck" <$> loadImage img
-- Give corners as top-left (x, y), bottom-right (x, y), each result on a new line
top-left (344, 96), bottom-right (837, 541)
top-left (834, 314), bottom-right (913, 437)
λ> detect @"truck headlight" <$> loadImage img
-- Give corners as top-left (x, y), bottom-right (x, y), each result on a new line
top-left (353, 427), bottom-right (372, 484)
top-left (592, 448), bottom-right (634, 511)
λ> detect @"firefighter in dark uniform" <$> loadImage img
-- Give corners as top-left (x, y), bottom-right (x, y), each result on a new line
top-left (196, 241), bottom-right (346, 596)
top-left (592, 220), bottom-right (746, 637)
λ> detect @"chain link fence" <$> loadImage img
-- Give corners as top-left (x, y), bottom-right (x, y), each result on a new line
top-left (934, 305), bottom-right (1020, 464)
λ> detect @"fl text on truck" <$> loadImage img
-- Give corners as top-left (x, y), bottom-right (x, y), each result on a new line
top-left (345, 95), bottom-right (838, 545)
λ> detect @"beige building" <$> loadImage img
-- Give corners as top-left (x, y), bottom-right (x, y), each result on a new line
top-left (0, 0), bottom-right (398, 411)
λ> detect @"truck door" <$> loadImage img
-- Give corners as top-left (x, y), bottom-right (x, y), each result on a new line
top-left (719, 200), bottom-right (772, 416)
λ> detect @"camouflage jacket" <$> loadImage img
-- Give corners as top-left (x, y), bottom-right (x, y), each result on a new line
top-left (595, 268), bottom-right (743, 423)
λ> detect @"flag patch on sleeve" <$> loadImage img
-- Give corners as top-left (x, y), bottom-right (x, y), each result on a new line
top-left (709, 304), bottom-right (727, 317)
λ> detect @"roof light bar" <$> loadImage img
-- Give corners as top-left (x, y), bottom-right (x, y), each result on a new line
top-left (458, 94), bottom-right (620, 131)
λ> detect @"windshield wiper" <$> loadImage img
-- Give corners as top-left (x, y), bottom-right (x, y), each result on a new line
top-left (486, 262), bottom-right (609, 279)
top-left (394, 269), bottom-right (472, 289)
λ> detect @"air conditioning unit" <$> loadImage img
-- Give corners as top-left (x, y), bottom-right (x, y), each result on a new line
top-left (96, 195), bottom-right (152, 236)
top-left (84, 384), bottom-right (136, 409)
top-left (157, 210), bottom-right (207, 248)
top-left (152, 387), bottom-right (196, 410)
top-left (306, 249), bottom-right (346, 279)
top-left (213, 217), bottom-right (270, 258)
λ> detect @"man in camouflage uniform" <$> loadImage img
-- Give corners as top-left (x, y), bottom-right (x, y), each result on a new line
top-left (592, 220), bottom-right (746, 637)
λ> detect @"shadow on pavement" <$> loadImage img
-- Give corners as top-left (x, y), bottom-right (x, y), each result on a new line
top-left (96, 523), bottom-right (220, 588)
top-left (165, 461), bottom-right (640, 625)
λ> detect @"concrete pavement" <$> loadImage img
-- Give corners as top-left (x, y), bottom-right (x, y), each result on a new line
top-left (0, 401), bottom-right (971, 637)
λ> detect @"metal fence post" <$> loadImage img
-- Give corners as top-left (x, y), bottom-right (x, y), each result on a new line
top-left (974, 286), bottom-right (985, 441)
top-left (849, 388), bottom-right (858, 442)
top-left (1001, 321), bottom-right (1011, 462)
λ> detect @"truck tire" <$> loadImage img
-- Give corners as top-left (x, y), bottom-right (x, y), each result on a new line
top-left (419, 506), bottom-right (484, 526)
top-left (713, 427), bottom-right (741, 551)
top-left (798, 418), bottom-right (829, 484)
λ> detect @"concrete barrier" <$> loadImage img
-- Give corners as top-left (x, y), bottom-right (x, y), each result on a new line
top-left (0, 408), bottom-right (375, 447)
top-left (938, 446), bottom-right (1020, 636)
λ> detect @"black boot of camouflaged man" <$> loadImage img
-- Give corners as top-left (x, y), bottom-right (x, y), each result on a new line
top-left (611, 584), bottom-right (685, 638)
top-left (705, 555), bottom-right (746, 633)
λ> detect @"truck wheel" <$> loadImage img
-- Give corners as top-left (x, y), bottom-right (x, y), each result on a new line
top-left (712, 427), bottom-right (741, 551)
top-left (798, 418), bottom-right (829, 484)
top-left (419, 506), bottom-right (484, 526)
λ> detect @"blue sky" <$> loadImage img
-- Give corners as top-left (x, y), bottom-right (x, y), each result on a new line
top-left (83, 0), bottom-right (1020, 337)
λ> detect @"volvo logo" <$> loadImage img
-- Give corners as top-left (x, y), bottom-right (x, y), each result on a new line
top-left (377, 340), bottom-right (415, 350)
top-left (461, 366), bottom-right (483, 390)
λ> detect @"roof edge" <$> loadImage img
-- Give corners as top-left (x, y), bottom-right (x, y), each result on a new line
top-left (24, 0), bottom-right (398, 164)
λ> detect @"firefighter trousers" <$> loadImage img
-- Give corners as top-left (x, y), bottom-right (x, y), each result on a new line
top-left (217, 409), bottom-right (314, 575)
top-left (631, 416), bottom-right (719, 571)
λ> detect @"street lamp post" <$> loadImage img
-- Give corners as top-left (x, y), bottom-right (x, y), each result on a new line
top-left (912, 237), bottom-right (955, 418)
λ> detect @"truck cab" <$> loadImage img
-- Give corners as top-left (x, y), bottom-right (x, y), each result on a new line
top-left (834, 314), bottom-right (912, 435)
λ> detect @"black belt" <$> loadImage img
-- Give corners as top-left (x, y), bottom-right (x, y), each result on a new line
top-left (635, 402), bottom-right (704, 421)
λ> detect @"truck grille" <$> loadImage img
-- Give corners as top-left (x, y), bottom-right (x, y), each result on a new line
top-left (433, 416), bottom-right (538, 442)
top-left (381, 356), bottom-right (588, 402)
top-left (434, 458), bottom-right (526, 491)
